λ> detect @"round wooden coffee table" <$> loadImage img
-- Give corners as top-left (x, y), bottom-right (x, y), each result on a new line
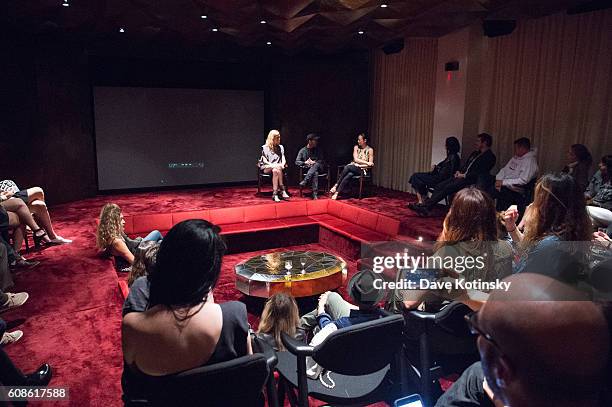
top-left (235, 250), bottom-right (347, 298)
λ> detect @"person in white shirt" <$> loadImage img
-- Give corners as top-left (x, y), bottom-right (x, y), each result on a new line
top-left (494, 137), bottom-right (538, 214)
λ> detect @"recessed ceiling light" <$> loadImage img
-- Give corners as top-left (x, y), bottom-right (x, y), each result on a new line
top-left (266, 41), bottom-right (272, 45)
top-left (119, 27), bottom-right (125, 33)
top-left (358, 30), bottom-right (365, 35)
top-left (381, 4), bottom-right (388, 8)
top-left (260, 20), bottom-right (267, 24)
top-left (200, 15), bottom-right (207, 19)
top-left (212, 28), bottom-right (219, 32)
top-left (62, 0), bottom-right (69, 6)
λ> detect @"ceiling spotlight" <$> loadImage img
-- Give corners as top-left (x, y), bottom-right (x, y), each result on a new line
top-left (200, 15), bottom-right (207, 19)
top-left (119, 27), bottom-right (125, 33)
top-left (260, 20), bottom-right (267, 24)
top-left (358, 30), bottom-right (365, 35)
top-left (380, 3), bottom-right (388, 8)
top-left (266, 41), bottom-right (272, 45)
top-left (212, 28), bottom-right (219, 32)
top-left (62, 1), bottom-right (70, 7)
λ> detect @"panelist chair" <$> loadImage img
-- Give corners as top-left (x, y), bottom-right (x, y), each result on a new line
top-left (257, 164), bottom-right (288, 196)
top-left (275, 313), bottom-right (407, 407)
top-left (403, 302), bottom-right (479, 406)
top-left (122, 338), bottom-right (279, 407)
top-left (297, 165), bottom-right (330, 197)
top-left (336, 165), bottom-right (373, 199)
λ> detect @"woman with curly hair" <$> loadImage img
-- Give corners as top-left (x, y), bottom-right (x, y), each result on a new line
top-left (502, 173), bottom-right (592, 283)
top-left (96, 203), bottom-right (163, 272)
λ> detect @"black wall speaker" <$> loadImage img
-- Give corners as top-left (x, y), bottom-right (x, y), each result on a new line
top-left (382, 38), bottom-right (405, 55)
top-left (445, 61), bottom-right (459, 71)
top-left (483, 20), bottom-right (517, 38)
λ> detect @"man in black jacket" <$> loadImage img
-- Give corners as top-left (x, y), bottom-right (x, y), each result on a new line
top-left (411, 133), bottom-right (496, 216)
top-left (296, 133), bottom-right (325, 199)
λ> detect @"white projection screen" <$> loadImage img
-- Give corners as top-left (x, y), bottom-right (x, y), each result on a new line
top-left (93, 86), bottom-right (264, 190)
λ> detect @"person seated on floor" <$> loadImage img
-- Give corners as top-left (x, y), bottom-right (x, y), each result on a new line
top-left (121, 219), bottom-right (251, 398)
top-left (0, 203), bottom-right (39, 269)
top-left (96, 203), bottom-right (163, 273)
top-left (409, 136), bottom-right (461, 205)
top-left (586, 155), bottom-right (612, 235)
top-left (502, 173), bottom-right (592, 284)
top-left (122, 243), bottom-right (160, 317)
top-left (562, 143), bottom-right (593, 193)
top-left (0, 242), bottom-right (29, 318)
top-left (403, 187), bottom-right (513, 313)
top-left (259, 129), bottom-right (290, 202)
top-left (0, 180), bottom-right (71, 247)
top-left (330, 133), bottom-right (374, 200)
top-left (299, 270), bottom-right (386, 335)
top-left (0, 318), bottom-right (52, 387)
top-left (493, 137), bottom-right (538, 214)
top-left (411, 133), bottom-right (496, 217)
top-left (473, 273), bottom-right (609, 407)
top-left (296, 133), bottom-right (325, 200)
top-left (255, 293), bottom-right (306, 351)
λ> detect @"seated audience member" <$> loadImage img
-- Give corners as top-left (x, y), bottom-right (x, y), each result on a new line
top-left (409, 136), bottom-right (461, 204)
top-left (411, 133), bottom-right (496, 217)
top-left (330, 133), bottom-right (374, 200)
top-left (127, 242), bottom-right (159, 287)
top-left (0, 318), bottom-right (52, 386)
top-left (562, 143), bottom-right (592, 193)
top-left (122, 243), bottom-right (159, 317)
top-left (434, 361), bottom-right (495, 407)
top-left (256, 293), bottom-right (306, 351)
top-left (493, 137), bottom-right (538, 213)
top-left (296, 133), bottom-right (325, 200)
top-left (299, 270), bottom-right (385, 334)
top-left (0, 242), bottom-right (29, 317)
top-left (96, 203), bottom-right (163, 272)
top-left (586, 155), bottom-right (612, 234)
top-left (405, 188), bottom-right (513, 311)
top-left (474, 273), bottom-right (609, 407)
top-left (0, 206), bottom-right (37, 269)
top-left (259, 129), bottom-right (290, 202)
top-left (502, 173), bottom-right (592, 283)
top-left (122, 220), bottom-right (251, 398)
top-left (0, 180), bottom-right (71, 246)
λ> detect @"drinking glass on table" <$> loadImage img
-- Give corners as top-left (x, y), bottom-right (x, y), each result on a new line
top-left (300, 257), bottom-right (306, 274)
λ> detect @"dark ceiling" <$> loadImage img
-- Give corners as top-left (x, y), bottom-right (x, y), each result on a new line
top-left (3, 0), bottom-right (596, 54)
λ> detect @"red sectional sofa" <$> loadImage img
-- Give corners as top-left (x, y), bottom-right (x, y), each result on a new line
top-left (117, 200), bottom-right (400, 299)
top-left (122, 200), bottom-right (400, 243)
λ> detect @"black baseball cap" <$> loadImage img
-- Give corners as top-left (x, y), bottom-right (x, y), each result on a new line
top-left (306, 133), bottom-right (320, 141)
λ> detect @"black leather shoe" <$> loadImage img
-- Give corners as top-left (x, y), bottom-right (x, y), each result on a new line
top-left (407, 202), bottom-right (422, 210)
top-left (299, 180), bottom-right (307, 187)
top-left (25, 364), bottom-right (52, 386)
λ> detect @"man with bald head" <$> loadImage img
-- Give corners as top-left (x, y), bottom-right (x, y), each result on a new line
top-left (436, 273), bottom-right (610, 406)
top-left (473, 273), bottom-right (610, 407)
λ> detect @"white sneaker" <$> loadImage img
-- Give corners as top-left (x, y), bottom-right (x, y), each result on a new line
top-left (0, 292), bottom-right (29, 313)
top-left (1, 330), bottom-right (23, 346)
top-left (281, 190), bottom-right (290, 199)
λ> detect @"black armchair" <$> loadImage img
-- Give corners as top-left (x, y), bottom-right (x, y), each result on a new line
top-left (257, 164), bottom-right (288, 196)
top-left (297, 165), bottom-right (330, 197)
top-left (336, 165), bottom-right (373, 199)
top-left (275, 313), bottom-right (407, 406)
top-left (403, 302), bottom-right (479, 406)
top-left (122, 342), bottom-right (279, 407)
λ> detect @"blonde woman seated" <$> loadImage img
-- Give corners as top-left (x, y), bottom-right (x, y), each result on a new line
top-left (330, 133), bottom-right (374, 200)
top-left (256, 293), bottom-right (306, 351)
top-left (259, 130), bottom-right (290, 202)
top-left (96, 203), bottom-right (163, 272)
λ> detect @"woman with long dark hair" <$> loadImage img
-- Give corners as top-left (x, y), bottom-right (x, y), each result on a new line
top-left (330, 133), bottom-right (374, 200)
top-left (562, 144), bottom-right (593, 192)
top-left (121, 220), bottom-right (251, 398)
top-left (408, 136), bottom-right (461, 204)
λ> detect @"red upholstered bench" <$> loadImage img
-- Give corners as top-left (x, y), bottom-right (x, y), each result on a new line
top-left (123, 200), bottom-right (399, 242)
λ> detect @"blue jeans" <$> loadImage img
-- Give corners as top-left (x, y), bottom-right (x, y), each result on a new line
top-left (143, 230), bottom-right (163, 242)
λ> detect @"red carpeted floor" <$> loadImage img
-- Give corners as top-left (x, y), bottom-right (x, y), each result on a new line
top-left (3, 185), bottom-right (444, 406)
